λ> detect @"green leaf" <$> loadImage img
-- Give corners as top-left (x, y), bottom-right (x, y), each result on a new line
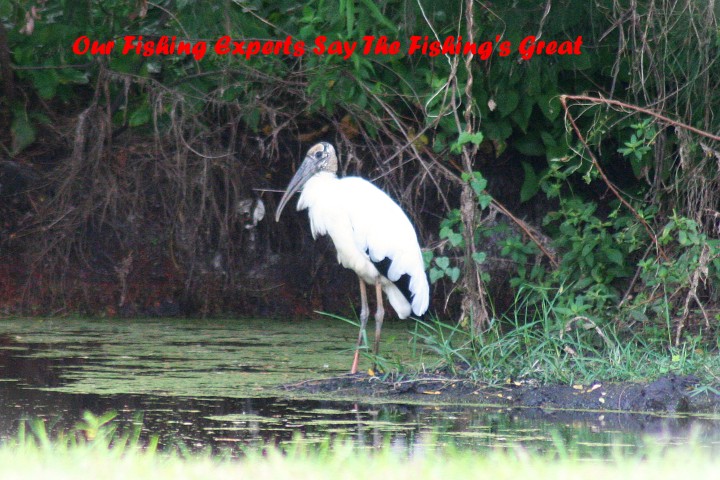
top-left (510, 95), bottom-right (534, 132)
top-left (434, 256), bottom-right (450, 270)
top-left (573, 277), bottom-right (594, 290)
top-left (467, 171), bottom-right (487, 197)
top-left (345, 0), bottom-right (354, 36)
top-left (472, 252), bottom-right (486, 264)
top-left (109, 49), bottom-right (144, 74)
top-left (540, 131), bottom-right (557, 147)
top-left (520, 162), bottom-right (539, 202)
top-left (429, 268), bottom-right (444, 283)
top-left (561, 51), bottom-right (592, 70)
top-left (496, 90), bottom-right (519, 117)
top-left (421, 250), bottom-right (434, 269)
top-left (605, 248), bottom-right (624, 265)
top-left (585, 253), bottom-right (595, 268)
top-left (245, 109), bottom-right (260, 131)
top-left (537, 95), bottom-right (561, 122)
top-left (451, 131), bottom-right (484, 154)
top-left (448, 231), bottom-right (463, 247)
top-left (479, 193), bottom-right (492, 209)
top-left (441, 224), bottom-right (463, 247)
top-left (31, 69), bottom-right (59, 99)
top-left (59, 68), bottom-right (90, 85)
top-left (11, 112), bottom-right (36, 155)
top-left (514, 133), bottom-right (545, 156)
top-left (448, 267), bottom-right (460, 283)
top-left (546, 144), bottom-right (569, 162)
top-left (358, 0), bottom-right (397, 33)
top-left (459, 131), bottom-right (485, 146)
top-left (484, 119), bottom-right (512, 141)
top-left (129, 103), bottom-right (151, 127)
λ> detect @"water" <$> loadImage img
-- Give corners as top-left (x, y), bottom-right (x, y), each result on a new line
top-left (0, 317), bottom-right (718, 455)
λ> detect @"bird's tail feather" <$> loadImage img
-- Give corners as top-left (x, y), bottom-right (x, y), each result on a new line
top-left (383, 283), bottom-right (413, 319)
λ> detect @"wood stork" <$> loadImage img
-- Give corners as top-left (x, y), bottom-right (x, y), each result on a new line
top-left (275, 142), bottom-right (430, 374)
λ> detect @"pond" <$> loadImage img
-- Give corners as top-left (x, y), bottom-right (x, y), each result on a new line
top-left (0, 317), bottom-right (718, 456)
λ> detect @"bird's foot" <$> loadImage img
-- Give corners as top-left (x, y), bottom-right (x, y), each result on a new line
top-left (350, 349), bottom-right (361, 374)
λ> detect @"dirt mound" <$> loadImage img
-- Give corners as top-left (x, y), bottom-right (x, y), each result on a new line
top-left (285, 373), bottom-right (718, 413)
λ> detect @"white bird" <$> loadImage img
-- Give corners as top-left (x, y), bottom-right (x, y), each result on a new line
top-left (275, 142), bottom-right (430, 374)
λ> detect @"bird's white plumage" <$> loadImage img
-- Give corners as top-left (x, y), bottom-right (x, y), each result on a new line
top-left (275, 142), bottom-right (430, 373)
top-left (297, 172), bottom-right (429, 318)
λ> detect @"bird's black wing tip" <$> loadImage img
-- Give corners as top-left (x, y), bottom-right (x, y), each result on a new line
top-left (366, 252), bottom-right (414, 305)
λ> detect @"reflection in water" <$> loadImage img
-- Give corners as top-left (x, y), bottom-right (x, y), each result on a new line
top-left (0, 318), bottom-right (718, 456)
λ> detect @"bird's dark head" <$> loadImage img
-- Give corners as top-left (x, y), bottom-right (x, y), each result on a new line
top-left (275, 142), bottom-right (338, 222)
top-left (305, 142), bottom-right (338, 174)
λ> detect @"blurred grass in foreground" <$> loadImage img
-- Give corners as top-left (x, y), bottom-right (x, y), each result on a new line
top-left (2, 413), bottom-right (719, 480)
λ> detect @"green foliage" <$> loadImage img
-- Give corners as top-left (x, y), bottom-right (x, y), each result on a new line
top-left (462, 171), bottom-right (492, 208)
top-left (1, 0), bottom-right (608, 162)
top-left (617, 119), bottom-right (657, 178)
top-left (520, 161), bottom-right (541, 202)
top-left (635, 214), bottom-right (720, 326)
top-left (546, 199), bottom-right (635, 285)
top-left (3, 0), bottom-right (719, 348)
top-left (429, 256), bottom-right (461, 283)
top-left (75, 411), bottom-right (119, 442)
top-left (17, 410), bottom-right (154, 453)
top-left (500, 234), bottom-right (543, 283)
top-left (503, 200), bottom-right (716, 339)
top-left (451, 131), bottom-right (485, 154)
top-left (493, 120), bottom-right (720, 347)
top-left (425, 169), bottom-right (491, 286)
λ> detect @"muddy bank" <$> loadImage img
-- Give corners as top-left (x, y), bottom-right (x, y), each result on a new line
top-left (285, 373), bottom-right (720, 414)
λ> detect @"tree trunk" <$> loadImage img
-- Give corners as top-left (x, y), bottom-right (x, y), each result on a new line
top-left (459, 0), bottom-right (490, 332)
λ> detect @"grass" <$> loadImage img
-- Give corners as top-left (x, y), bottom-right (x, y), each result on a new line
top-left (409, 314), bottom-right (720, 386)
top-left (343, 283), bottom-right (720, 389)
top-left (3, 416), bottom-right (720, 480)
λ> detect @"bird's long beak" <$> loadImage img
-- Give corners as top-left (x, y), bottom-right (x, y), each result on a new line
top-left (275, 155), bottom-right (318, 222)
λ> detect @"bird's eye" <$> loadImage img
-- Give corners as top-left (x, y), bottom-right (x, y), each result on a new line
top-left (314, 151), bottom-right (323, 159)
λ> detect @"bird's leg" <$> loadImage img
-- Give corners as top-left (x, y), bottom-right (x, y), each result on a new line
top-left (351, 277), bottom-right (369, 374)
top-left (372, 279), bottom-right (385, 371)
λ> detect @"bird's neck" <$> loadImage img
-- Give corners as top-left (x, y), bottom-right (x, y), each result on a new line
top-left (305, 171), bottom-right (338, 189)
top-left (297, 171), bottom-right (338, 212)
